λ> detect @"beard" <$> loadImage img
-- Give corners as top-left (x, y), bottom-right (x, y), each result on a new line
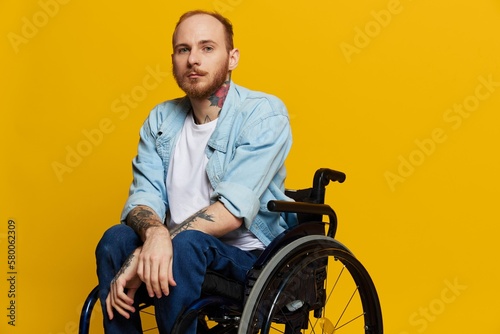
top-left (173, 60), bottom-right (229, 100)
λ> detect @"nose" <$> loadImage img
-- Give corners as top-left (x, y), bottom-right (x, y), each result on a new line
top-left (188, 49), bottom-right (201, 67)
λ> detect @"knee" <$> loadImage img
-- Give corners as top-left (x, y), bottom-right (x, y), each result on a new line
top-left (95, 224), bottom-right (139, 259)
top-left (172, 230), bottom-right (209, 253)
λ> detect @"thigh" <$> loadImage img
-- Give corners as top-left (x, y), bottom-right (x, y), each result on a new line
top-left (172, 230), bottom-right (259, 282)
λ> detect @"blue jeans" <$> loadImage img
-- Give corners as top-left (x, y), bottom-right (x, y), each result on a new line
top-left (95, 224), bottom-right (259, 334)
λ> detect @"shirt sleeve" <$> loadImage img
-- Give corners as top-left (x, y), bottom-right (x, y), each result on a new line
top-left (212, 97), bottom-right (292, 229)
top-left (120, 107), bottom-right (169, 224)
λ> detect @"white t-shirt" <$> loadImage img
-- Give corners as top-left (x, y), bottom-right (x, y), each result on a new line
top-left (166, 112), bottom-right (264, 251)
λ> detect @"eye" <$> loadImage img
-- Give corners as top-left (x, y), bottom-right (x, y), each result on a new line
top-left (177, 47), bottom-right (190, 54)
top-left (203, 46), bottom-right (214, 52)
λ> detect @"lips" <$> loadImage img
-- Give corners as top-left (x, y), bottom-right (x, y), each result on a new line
top-left (187, 68), bottom-right (207, 78)
top-left (188, 73), bottom-right (202, 78)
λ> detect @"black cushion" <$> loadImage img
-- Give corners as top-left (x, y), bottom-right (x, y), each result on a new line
top-left (201, 270), bottom-right (244, 302)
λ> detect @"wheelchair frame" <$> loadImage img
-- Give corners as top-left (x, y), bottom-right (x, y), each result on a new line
top-left (79, 168), bottom-right (383, 334)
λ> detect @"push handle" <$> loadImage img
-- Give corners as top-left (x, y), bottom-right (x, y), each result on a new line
top-left (314, 168), bottom-right (346, 188)
top-left (311, 168), bottom-right (346, 204)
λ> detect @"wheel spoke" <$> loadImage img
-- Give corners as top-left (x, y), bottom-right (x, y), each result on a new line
top-left (334, 285), bottom-right (359, 328)
top-left (326, 263), bottom-right (345, 304)
top-left (334, 312), bottom-right (365, 331)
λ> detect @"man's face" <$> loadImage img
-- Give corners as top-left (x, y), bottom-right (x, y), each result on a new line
top-left (172, 14), bottom-right (235, 99)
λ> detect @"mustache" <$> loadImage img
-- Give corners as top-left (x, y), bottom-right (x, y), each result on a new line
top-left (185, 67), bottom-right (208, 76)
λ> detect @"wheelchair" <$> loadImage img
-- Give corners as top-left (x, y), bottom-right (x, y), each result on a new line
top-left (79, 168), bottom-right (383, 333)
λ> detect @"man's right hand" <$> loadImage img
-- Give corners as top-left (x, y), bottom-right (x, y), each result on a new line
top-left (137, 225), bottom-right (177, 298)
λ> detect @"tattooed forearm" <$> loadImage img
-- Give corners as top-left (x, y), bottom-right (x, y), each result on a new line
top-left (169, 221), bottom-right (192, 238)
top-left (127, 206), bottom-right (166, 237)
top-left (111, 253), bottom-right (135, 284)
top-left (169, 208), bottom-right (215, 238)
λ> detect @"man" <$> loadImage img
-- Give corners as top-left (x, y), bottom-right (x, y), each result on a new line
top-left (96, 10), bottom-right (295, 333)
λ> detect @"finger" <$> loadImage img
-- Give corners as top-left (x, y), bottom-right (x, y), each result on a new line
top-left (115, 286), bottom-right (135, 307)
top-left (126, 287), bottom-right (138, 301)
top-left (142, 259), bottom-right (155, 298)
top-left (168, 257), bottom-right (176, 287)
top-left (110, 280), bottom-right (136, 318)
top-left (158, 261), bottom-right (170, 296)
top-left (150, 260), bottom-right (163, 298)
top-left (112, 276), bottom-right (135, 304)
top-left (106, 293), bottom-right (114, 320)
top-left (112, 301), bottom-right (132, 319)
top-left (111, 293), bottom-right (135, 319)
top-left (136, 260), bottom-right (144, 281)
top-left (108, 286), bottom-right (131, 320)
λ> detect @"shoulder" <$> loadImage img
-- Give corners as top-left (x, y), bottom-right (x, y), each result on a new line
top-left (149, 97), bottom-right (188, 119)
top-left (232, 83), bottom-right (288, 117)
top-left (142, 97), bottom-right (189, 131)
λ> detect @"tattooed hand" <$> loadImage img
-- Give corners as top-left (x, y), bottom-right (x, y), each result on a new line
top-left (126, 206), bottom-right (177, 298)
top-left (106, 247), bottom-right (143, 320)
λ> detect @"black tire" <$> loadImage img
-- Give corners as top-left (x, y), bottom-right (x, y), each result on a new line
top-left (237, 235), bottom-right (383, 334)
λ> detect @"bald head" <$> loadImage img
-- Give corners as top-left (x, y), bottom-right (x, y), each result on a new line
top-left (172, 10), bottom-right (234, 52)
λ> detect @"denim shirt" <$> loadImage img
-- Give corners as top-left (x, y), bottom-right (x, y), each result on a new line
top-left (120, 82), bottom-right (297, 246)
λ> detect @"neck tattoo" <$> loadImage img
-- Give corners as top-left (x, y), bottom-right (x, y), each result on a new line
top-left (208, 80), bottom-right (230, 109)
top-left (191, 80), bottom-right (229, 125)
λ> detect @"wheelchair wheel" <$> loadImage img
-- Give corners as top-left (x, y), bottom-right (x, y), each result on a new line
top-left (238, 235), bottom-right (383, 334)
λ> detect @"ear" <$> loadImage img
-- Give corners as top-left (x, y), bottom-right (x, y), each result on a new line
top-left (228, 48), bottom-right (240, 71)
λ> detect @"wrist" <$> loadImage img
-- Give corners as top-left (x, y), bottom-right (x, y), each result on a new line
top-left (144, 224), bottom-right (169, 239)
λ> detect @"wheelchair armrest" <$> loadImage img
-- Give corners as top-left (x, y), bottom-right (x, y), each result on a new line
top-left (268, 200), bottom-right (338, 239)
top-left (268, 200), bottom-right (334, 216)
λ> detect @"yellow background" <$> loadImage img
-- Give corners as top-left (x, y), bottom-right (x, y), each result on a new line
top-left (1, 0), bottom-right (500, 333)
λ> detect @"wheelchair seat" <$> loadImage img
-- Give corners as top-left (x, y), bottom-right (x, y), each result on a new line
top-left (79, 168), bottom-right (383, 334)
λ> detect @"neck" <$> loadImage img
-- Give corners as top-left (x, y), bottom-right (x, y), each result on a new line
top-left (190, 80), bottom-right (230, 124)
